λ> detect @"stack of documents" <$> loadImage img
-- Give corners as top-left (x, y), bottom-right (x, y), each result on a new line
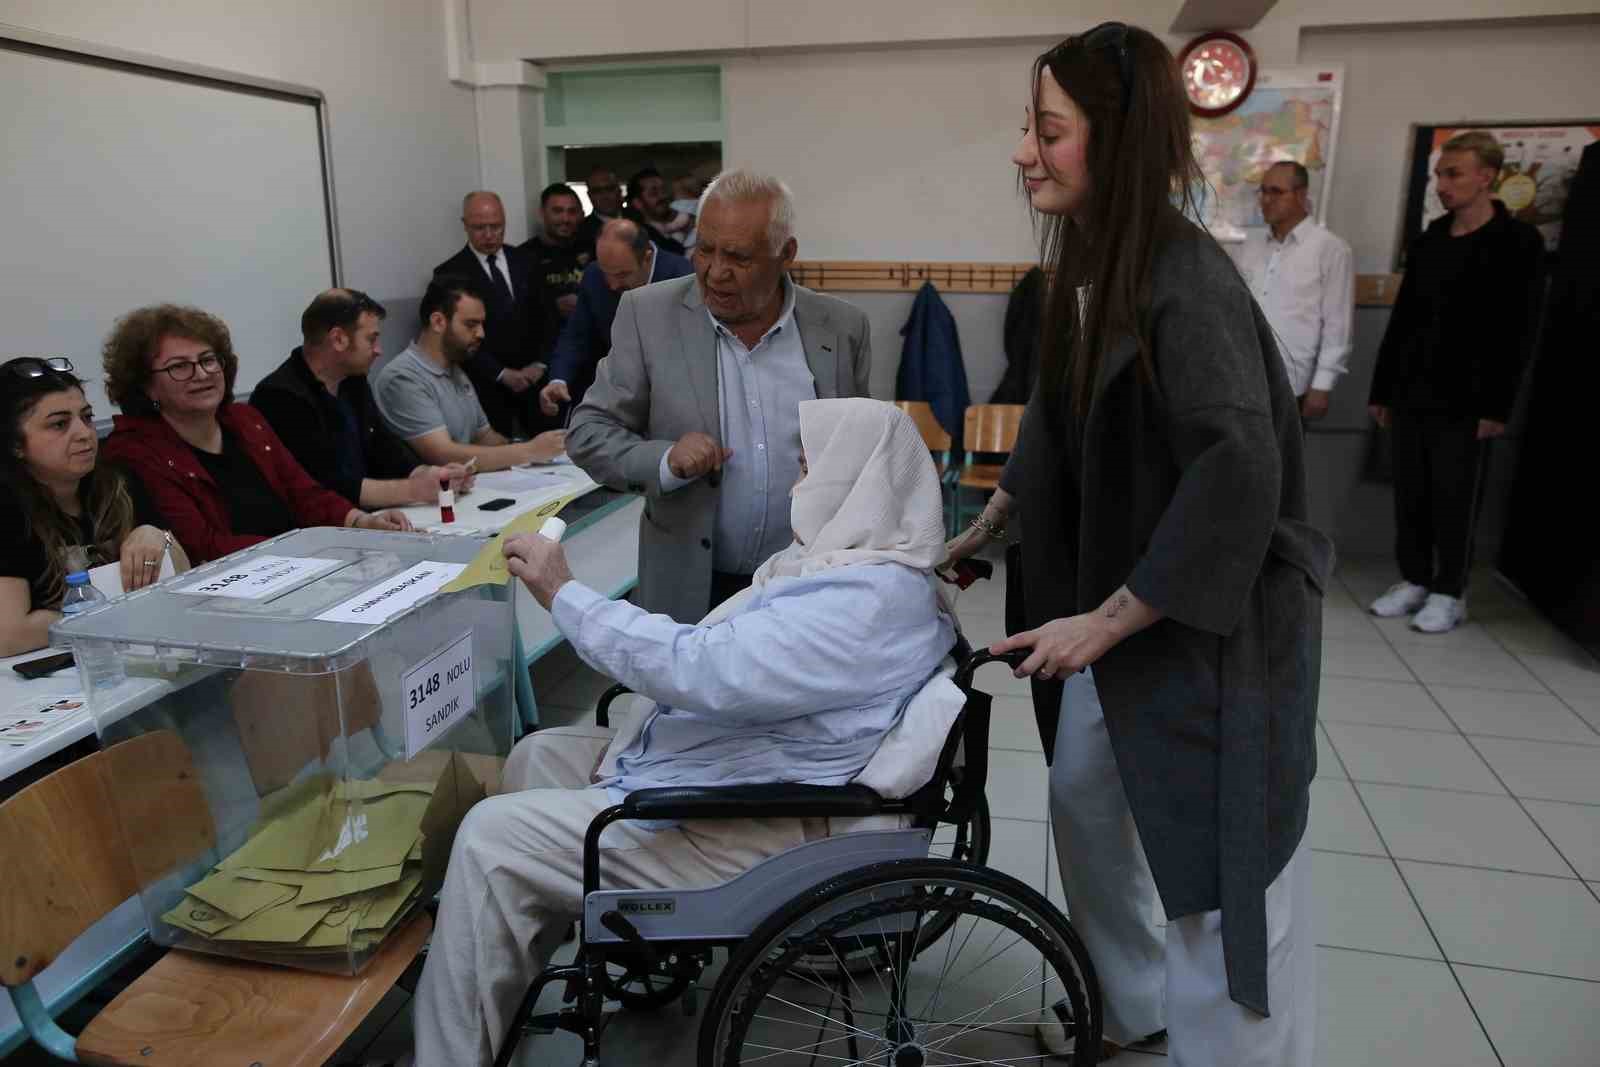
top-left (163, 775), bottom-right (436, 960)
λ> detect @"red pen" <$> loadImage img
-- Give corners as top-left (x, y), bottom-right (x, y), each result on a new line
top-left (439, 476), bottom-right (456, 523)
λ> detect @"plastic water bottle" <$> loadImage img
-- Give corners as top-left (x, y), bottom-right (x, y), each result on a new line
top-left (60, 569), bottom-right (125, 690)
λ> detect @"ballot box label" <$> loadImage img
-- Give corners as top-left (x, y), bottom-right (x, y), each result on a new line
top-left (176, 555), bottom-right (340, 599)
top-left (316, 561), bottom-right (468, 625)
top-left (403, 630), bottom-right (476, 760)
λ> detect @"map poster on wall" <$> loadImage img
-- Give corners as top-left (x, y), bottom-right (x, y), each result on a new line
top-left (1190, 66), bottom-right (1345, 244)
top-left (1400, 121), bottom-right (1600, 267)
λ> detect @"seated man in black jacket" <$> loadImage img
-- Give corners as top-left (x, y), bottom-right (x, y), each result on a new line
top-left (253, 289), bottom-right (472, 510)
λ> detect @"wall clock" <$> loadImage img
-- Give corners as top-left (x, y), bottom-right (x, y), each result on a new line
top-left (1178, 31), bottom-right (1257, 118)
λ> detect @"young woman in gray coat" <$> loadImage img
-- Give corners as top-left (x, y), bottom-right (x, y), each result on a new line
top-left (944, 24), bottom-right (1334, 1065)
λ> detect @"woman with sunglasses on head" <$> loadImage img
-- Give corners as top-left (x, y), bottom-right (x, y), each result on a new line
top-left (943, 25), bottom-right (1331, 1065)
top-left (99, 305), bottom-right (413, 564)
top-left (1, 357), bottom-right (190, 655)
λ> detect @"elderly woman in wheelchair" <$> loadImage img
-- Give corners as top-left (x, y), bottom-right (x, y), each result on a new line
top-left (408, 398), bottom-right (1100, 1067)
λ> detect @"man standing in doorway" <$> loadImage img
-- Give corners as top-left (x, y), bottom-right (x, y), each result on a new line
top-left (575, 167), bottom-right (623, 256)
top-left (1368, 131), bottom-right (1545, 633)
top-left (521, 183), bottom-right (592, 376)
top-left (1235, 160), bottom-right (1354, 421)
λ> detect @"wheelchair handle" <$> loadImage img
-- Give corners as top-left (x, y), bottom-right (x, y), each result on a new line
top-left (954, 647), bottom-right (1030, 690)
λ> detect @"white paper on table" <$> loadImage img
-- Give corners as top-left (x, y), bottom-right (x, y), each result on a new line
top-left (174, 555), bottom-right (341, 600)
top-left (314, 561), bottom-right (467, 625)
top-left (476, 467), bottom-right (583, 494)
top-left (88, 556), bottom-right (175, 599)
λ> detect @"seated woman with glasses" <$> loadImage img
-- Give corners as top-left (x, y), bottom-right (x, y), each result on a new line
top-left (0, 357), bottom-right (190, 655)
top-left (99, 305), bottom-right (413, 564)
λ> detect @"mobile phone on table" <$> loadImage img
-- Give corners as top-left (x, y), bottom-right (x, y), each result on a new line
top-left (478, 497), bottom-right (518, 512)
top-left (13, 651), bottom-right (75, 679)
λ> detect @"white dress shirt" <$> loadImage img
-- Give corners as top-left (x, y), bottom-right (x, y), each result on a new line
top-left (657, 279), bottom-right (816, 575)
top-left (1234, 218), bottom-right (1354, 396)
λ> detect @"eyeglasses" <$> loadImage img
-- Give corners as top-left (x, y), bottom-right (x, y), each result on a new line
top-left (1257, 186), bottom-right (1297, 198)
top-left (466, 222), bottom-right (506, 234)
top-left (1077, 21), bottom-right (1134, 114)
top-left (153, 353), bottom-right (222, 381)
top-left (589, 184), bottom-right (620, 196)
top-left (4, 356), bottom-right (74, 379)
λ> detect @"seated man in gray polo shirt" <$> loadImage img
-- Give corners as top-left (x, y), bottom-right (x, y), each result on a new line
top-left (373, 275), bottom-right (564, 472)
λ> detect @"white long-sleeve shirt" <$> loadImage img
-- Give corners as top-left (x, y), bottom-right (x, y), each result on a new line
top-left (1233, 218), bottom-right (1355, 396)
top-left (551, 561), bottom-right (953, 795)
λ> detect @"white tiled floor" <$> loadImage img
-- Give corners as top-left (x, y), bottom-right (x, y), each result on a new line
top-left (338, 555), bottom-right (1600, 1066)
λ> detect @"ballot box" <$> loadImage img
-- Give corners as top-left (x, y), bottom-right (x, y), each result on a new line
top-left (50, 528), bottom-right (514, 975)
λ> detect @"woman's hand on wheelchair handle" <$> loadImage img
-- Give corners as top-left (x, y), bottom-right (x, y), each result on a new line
top-left (991, 615), bottom-right (1117, 679)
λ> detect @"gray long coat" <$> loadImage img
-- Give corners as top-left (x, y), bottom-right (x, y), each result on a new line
top-left (1001, 215), bottom-right (1335, 1016)
top-left (567, 274), bottom-right (871, 622)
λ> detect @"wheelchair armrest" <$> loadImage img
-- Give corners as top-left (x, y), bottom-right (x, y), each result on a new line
top-left (621, 783), bottom-right (886, 821)
top-left (595, 683), bottom-right (633, 729)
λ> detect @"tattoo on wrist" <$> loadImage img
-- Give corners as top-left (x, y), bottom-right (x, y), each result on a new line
top-left (1104, 593), bottom-right (1130, 621)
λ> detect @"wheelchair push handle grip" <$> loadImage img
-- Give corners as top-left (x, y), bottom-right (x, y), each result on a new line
top-left (954, 647), bottom-right (1030, 689)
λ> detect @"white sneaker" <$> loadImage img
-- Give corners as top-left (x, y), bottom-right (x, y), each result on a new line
top-left (1412, 594), bottom-right (1467, 633)
top-left (1369, 581), bottom-right (1429, 618)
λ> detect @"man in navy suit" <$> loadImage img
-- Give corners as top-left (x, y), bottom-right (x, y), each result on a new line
top-left (433, 191), bottom-right (549, 436)
top-left (538, 218), bottom-right (692, 419)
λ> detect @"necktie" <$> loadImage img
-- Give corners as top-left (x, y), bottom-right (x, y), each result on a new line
top-left (485, 254), bottom-right (514, 308)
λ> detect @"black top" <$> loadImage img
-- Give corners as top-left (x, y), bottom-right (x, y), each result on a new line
top-left (0, 469), bottom-right (163, 609)
top-left (520, 237), bottom-right (593, 357)
top-left (1371, 200), bottom-right (1546, 420)
top-left (189, 431), bottom-right (296, 540)
top-left (251, 348), bottom-right (422, 507)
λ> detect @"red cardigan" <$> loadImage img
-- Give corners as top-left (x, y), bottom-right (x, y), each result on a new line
top-left (102, 403), bottom-right (355, 564)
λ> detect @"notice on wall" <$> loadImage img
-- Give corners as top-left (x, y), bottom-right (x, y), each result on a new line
top-left (402, 630), bottom-right (476, 760)
top-left (175, 555), bottom-right (341, 600)
top-left (314, 561), bottom-right (467, 626)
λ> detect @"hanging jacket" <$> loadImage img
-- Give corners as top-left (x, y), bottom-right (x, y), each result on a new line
top-left (992, 267), bottom-right (1046, 404)
top-left (895, 281), bottom-right (970, 448)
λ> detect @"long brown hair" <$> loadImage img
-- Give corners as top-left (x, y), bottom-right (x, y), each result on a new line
top-left (1029, 24), bottom-right (1205, 419)
top-left (1, 363), bottom-right (136, 607)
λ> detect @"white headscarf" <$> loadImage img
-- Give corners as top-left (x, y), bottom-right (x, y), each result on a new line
top-left (750, 398), bottom-right (947, 588)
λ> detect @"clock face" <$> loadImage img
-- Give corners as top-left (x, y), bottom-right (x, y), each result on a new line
top-left (1181, 33), bottom-right (1256, 116)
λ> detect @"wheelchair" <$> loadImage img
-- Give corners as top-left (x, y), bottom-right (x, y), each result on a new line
top-left (492, 644), bottom-right (1103, 1067)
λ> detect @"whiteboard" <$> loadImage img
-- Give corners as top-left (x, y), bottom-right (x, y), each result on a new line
top-left (0, 31), bottom-right (338, 417)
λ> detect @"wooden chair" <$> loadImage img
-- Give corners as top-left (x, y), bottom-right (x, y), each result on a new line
top-left (951, 404), bottom-right (1025, 537)
top-left (0, 729), bottom-right (431, 1065)
top-left (894, 401), bottom-right (958, 525)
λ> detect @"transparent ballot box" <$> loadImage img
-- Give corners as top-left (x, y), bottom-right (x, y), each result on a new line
top-left (49, 528), bottom-right (514, 975)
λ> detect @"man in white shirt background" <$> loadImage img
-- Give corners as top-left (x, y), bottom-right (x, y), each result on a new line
top-left (1235, 161), bottom-right (1355, 420)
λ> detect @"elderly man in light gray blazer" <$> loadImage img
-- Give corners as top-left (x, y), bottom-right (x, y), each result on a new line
top-left (567, 169), bottom-right (872, 622)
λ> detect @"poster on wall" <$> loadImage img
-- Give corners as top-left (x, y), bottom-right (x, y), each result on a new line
top-left (1189, 66), bottom-right (1345, 244)
top-left (1399, 121), bottom-right (1600, 268)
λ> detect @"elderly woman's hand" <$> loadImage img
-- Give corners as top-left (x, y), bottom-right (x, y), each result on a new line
top-left (120, 525), bottom-right (169, 591)
top-left (503, 532), bottom-right (574, 610)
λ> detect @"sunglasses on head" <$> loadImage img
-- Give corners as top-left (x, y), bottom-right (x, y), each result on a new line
top-left (1053, 21), bottom-right (1134, 115)
top-left (4, 356), bottom-right (74, 379)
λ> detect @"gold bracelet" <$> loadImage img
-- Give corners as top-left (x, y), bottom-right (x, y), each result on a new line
top-left (969, 514), bottom-right (1006, 540)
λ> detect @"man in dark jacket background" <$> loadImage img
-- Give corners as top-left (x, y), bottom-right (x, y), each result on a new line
top-left (1368, 130), bottom-right (1545, 634)
top-left (252, 288), bottom-right (470, 510)
top-left (537, 219), bottom-right (692, 419)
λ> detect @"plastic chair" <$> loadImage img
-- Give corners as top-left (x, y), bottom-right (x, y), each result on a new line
top-left (951, 403), bottom-right (1025, 537)
top-left (894, 400), bottom-right (957, 525)
top-left (0, 730), bottom-right (430, 1065)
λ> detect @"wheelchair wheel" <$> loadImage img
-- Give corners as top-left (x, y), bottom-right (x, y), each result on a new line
top-left (794, 787), bottom-right (990, 979)
top-left (700, 858), bottom-right (1101, 1067)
